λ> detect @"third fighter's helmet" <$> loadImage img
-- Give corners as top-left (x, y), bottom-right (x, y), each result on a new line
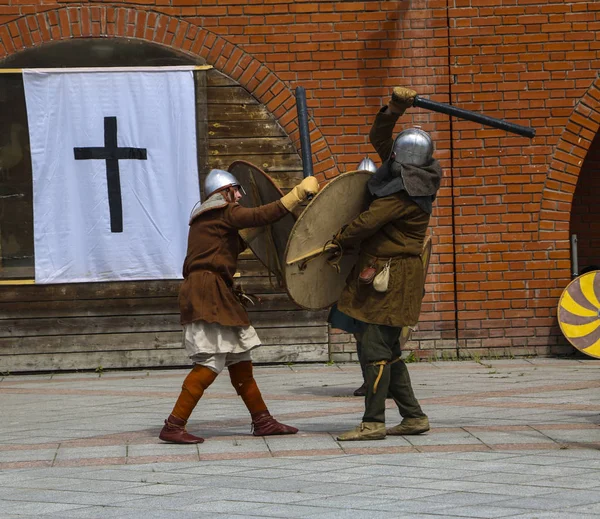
top-left (204, 169), bottom-right (246, 198)
top-left (391, 127), bottom-right (433, 167)
top-left (357, 156), bottom-right (377, 173)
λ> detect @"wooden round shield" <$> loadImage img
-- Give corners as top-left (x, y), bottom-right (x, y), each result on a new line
top-left (400, 234), bottom-right (433, 348)
top-left (228, 160), bottom-right (296, 286)
top-left (557, 271), bottom-right (600, 359)
top-left (284, 171), bottom-right (372, 310)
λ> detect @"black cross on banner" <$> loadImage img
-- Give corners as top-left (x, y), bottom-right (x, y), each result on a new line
top-left (74, 116), bottom-right (147, 233)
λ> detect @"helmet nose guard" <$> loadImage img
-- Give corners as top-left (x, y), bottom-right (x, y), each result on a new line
top-left (204, 169), bottom-right (246, 198)
top-left (391, 128), bottom-right (433, 167)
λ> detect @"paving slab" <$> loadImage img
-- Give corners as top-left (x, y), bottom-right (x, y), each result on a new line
top-left (0, 359), bottom-right (599, 518)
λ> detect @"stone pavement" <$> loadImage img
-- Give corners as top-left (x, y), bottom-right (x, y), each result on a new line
top-left (0, 358), bottom-right (599, 518)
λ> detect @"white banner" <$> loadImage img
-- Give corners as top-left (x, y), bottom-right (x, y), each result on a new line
top-left (23, 68), bottom-right (200, 283)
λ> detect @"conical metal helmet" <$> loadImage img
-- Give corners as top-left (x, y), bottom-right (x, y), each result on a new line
top-left (204, 169), bottom-right (245, 198)
top-left (391, 127), bottom-right (433, 166)
top-left (357, 156), bottom-right (377, 173)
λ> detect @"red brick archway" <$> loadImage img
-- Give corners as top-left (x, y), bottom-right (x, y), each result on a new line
top-left (538, 78), bottom-right (600, 244)
top-left (0, 5), bottom-right (338, 182)
top-left (533, 78), bottom-right (600, 319)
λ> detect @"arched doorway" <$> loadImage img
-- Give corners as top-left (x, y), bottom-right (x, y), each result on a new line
top-left (0, 38), bottom-right (305, 278)
top-left (0, 38), bottom-right (328, 372)
top-left (570, 130), bottom-right (600, 274)
top-left (535, 78), bottom-right (600, 354)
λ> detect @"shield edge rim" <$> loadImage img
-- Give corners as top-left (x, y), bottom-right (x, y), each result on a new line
top-left (227, 159), bottom-right (292, 281)
top-left (228, 160), bottom-right (286, 200)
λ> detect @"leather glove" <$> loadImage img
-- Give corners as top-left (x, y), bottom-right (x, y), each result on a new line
top-left (280, 176), bottom-right (319, 212)
top-left (388, 87), bottom-right (417, 115)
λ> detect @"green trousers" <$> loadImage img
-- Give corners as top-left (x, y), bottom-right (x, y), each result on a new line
top-left (359, 324), bottom-right (426, 423)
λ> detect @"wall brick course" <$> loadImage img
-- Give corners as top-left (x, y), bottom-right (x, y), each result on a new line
top-left (0, 1), bottom-right (598, 359)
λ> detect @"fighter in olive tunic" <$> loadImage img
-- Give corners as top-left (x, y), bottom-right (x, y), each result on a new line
top-left (336, 87), bottom-right (443, 441)
top-left (336, 191), bottom-right (429, 328)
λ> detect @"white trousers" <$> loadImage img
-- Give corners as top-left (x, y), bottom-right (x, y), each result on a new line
top-left (190, 351), bottom-right (252, 374)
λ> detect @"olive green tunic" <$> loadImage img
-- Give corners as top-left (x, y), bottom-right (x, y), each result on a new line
top-left (336, 191), bottom-right (430, 327)
top-left (337, 107), bottom-right (432, 328)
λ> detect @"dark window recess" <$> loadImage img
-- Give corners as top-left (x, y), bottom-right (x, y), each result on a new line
top-left (0, 75), bottom-right (32, 279)
top-left (570, 130), bottom-right (600, 273)
top-left (0, 39), bottom-right (201, 279)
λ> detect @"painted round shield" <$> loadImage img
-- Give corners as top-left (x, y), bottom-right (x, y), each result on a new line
top-left (228, 160), bottom-right (296, 286)
top-left (284, 171), bottom-right (372, 310)
top-left (557, 271), bottom-right (600, 359)
top-left (400, 234), bottom-right (433, 348)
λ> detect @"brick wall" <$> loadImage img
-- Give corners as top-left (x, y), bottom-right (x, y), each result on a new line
top-left (0, 1), bottom-right (599, 358)
top-left (448, 1), bottom-right (600, 358)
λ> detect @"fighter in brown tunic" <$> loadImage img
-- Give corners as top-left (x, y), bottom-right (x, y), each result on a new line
top-left (336, 88), bottom-right (443, 441)
top-left (159, 169), bottom-right (319, 444)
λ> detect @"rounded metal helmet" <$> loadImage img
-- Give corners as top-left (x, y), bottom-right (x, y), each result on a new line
top-left (204, 169), bottom-right (245, 198)
top-left (357, 156), bottom-right (377, 173)
top-left (391, 127), bottom-right (433, 166)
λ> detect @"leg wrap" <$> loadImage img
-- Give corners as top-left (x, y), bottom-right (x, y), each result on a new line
top-left (171, 365), bottom-right (218, 421)
top-left (371, 360), bottom-right (388, 394)
top-left (370, 356), bottom-right (403, 393)
top-left (228, 360), bottom-right (267, 415)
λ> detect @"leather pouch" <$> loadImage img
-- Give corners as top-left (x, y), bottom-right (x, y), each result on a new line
top-left (373, 260), bottom-right (391, 293)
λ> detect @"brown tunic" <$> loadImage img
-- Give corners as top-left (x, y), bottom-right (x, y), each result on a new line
top-left (179, 194), bottom-right (288, 327)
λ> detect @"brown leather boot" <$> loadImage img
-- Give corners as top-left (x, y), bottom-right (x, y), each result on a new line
top-left (353, 382), bottom-right (367, 397)
top-left (251, 411), bottom-right (298, 436)
top-left (159, 414), bottom-right (204, 444)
